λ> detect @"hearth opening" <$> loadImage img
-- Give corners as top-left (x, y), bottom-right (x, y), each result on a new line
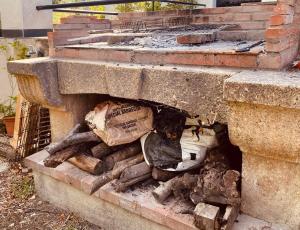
top-left (44, 96), bottom-right (242, 229)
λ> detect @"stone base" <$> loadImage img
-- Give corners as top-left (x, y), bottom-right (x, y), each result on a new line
top-left (242, 154), bottom-right (300, 229)
top-left (34, 171), bottom-right (170, 230)
top-left (28, 151), bottom-right (289, 230)
top-left (33, 170), bottom-right (289, 230)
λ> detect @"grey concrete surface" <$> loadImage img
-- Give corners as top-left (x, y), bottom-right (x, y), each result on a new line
top-left (224, 70), bottom-right (300, 109)
top-left (33, 170), bottom-right (290, 230)
top-left (33, 171), bottom-right (171, 230)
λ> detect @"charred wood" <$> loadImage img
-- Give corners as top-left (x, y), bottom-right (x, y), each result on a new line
top-left (45, 124), bottom-right (100, 155)
top-left (112, 154), bottom-right (144, 179)
top-left (114, 173), bottom-right (152, 193)
top-left (44, 144), bottom-right (86, 167)
top-left (91, 142), bottom-right (124, 159)
top-left (119, 161), bottom-right (151, 182)
top-left (90, 154), bottom-right (144, 193)
top-left (152, 176), bottom-right (180, 203)
top-left (104, 142), bottom-right (142, 171)
top-left (152, 167), bottom-right (178, 182)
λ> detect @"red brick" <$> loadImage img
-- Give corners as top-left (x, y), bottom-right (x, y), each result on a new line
top-left (265, 33), bottom-right (299, 52)
top-left (233, 13), bottom-right (252, 21)
top-left (277, 0), bottom-right (296, 6)
top-left (273, 4), bottom-right (294, 15)
top-left (270, 15), bottom-right (294, 25)
top-left (49, 48), bottom-right (56, 57)
top-left (209, 14), bottom-right (234, 22)
top-left (54, 23), bottom-right (88, 30)
top-left (194, 7), bottom-right (228, 15)
top-left (233, 5), bottom-right (275, 13)
top-left (236, 21), bottom-right (267, 30)
top-left (192, 15), bottom-right (210, 24)
top-left (293, 14), bottom-right (300, 24)
top-left (252, 12), bottom-right (273, 21)
top-left (176, 33), bottom-right (216, 45)
top-left (61, 16), bottom-right (97, 24)
top-left (258, 46), bottom-right (298, 69)
top-left (214, 53), bottom-right (258, 68)
top-left (265, 26), bottom-right (299, 42)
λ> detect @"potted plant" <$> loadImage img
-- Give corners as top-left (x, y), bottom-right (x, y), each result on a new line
top-left (0, 96), bottom-right (17, 137)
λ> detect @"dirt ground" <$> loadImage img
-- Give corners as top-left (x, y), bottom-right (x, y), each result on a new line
top-left (0, 156), bottom-right (102, 230)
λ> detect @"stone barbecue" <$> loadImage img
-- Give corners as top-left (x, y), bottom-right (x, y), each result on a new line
top-left (7, 1), bottom-right (300, 230)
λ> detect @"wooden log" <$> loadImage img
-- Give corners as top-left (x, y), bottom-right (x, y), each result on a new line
top-left (90, 171), bottom-right (114, 194)
top-left (194, 202), bottom-right (220, 230)
top-left (89, 154), bottom-right (145, 194)
top-left (68, 153), bottom-right (105, 175)
top-left (115, 173), bottom-right (152, 192)
top-left (112, 154), bottom-right (144, 179)
top-left (152, 167), bottom-right (178, 182)
top-left (104, 143), bottom-right (141, 171)
top-left (152, 177), bottom-right (179, 204)
top-left (45, 124), bottom-right (100, 155)
top-left (119, 161), bottom-right (151, 182)
top-left (91, 142), bottom-right (123, 159)
top-left (221, 205), bottom-right (240, 230)
top-left (44, 144), bottom-right (84, 167)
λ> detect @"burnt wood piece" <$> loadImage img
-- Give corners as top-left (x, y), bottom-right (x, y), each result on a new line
top-left (104, 143), bottom-right (142, 171)
top-left (115, 173), bottom-right (152, 192)
top-left (89, 154), bottom-right (145, 194)
top-left (152, 167), bottom-right (179, 182)
top-left (221, 205), bottom-right (240, 230)
top-left (45, 124), bottom-right (100, 155)
top-left (119, 161), bottom-right (151, 182)
top-left (152, 176), bottom-right (180, 203)
top-left (112, 154), bottom-right (144, 179)
top-left (91, 142), bottom-right (124, 159)
top-left (44, 144), bottom-right (85, 167)
top-left (68, 153), bottom-right (105, 175)
top-left (193, 150), bottom-right (241, 206)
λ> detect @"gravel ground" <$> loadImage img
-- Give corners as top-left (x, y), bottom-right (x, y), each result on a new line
top-left (0, 156), bottom-right (102, 230)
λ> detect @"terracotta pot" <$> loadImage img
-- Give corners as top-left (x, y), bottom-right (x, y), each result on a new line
top-left (3, 116), bottom-right (15, 137)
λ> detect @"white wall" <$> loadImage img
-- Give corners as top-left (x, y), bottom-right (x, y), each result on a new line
top-left (0, 0), bottom-right (52, 31)
top-left (0, 38), bottom-right (38, 104)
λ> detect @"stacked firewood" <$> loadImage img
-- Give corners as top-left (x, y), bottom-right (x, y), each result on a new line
top-left (43, 124), bottom-right (153, 194)
top-left (42, 110), bottom-right (241, 229)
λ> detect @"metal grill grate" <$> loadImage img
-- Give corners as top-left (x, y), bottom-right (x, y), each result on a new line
top-left (15, 101), bottom-right (51, 159)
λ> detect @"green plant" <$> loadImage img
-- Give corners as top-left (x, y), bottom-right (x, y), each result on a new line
top-left (0, 96), bottom-right (17, 117)
top-left (0, 39), bottom-right (28, 119)
top-left (11, 176), bottom-right (35, 199)
top-left (116, 0), bottom-right (197, 13)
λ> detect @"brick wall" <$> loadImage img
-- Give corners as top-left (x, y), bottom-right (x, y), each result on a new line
top-left (259, 0), bottom-right (300, 69)
top-left (113, 4), bottom-right (274, 31)
top-left (48, 16), bottom-right (111, 48)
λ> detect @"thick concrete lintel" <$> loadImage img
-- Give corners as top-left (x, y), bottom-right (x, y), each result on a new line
top-left (57, 59), bottom-right (240, 123)
top-left (8, 57), bottom-right (239, 123)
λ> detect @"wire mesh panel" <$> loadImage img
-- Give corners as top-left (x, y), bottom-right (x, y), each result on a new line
top-left (15, 101), bottom-right (51, 159)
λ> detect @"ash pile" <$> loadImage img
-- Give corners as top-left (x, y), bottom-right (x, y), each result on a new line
top-left (43, 100), bottom-right (241, 230)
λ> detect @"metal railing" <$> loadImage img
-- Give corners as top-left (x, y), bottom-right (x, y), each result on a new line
top-left (37, 0), bottom-right (205, 10)
top-left (53, 8), bottom-right (119, 15)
